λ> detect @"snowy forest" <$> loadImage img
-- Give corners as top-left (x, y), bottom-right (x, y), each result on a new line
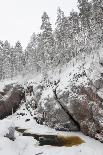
top-left (0, 0), bottom-right (103, 80)
top-left (1, 0), bottom-right (103, 155)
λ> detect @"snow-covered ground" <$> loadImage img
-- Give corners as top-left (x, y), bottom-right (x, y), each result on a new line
top-left (0, 103), bottom-right (103, 155)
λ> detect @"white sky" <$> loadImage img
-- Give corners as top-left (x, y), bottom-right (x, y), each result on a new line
top-left (0, 0), bottom-right (78, 49)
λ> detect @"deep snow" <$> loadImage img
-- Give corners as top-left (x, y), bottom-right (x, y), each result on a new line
top-left (0, 103), bottom-right (102, 155)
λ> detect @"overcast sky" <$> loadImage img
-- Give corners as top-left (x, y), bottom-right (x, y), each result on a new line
top-left (0, 0), bottom-right (78, 49)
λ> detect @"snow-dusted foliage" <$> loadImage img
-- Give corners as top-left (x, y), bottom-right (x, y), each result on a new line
top-left (0, 0), bottom-right (103, 80)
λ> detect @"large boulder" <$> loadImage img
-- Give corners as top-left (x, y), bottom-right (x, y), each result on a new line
top-left (36, 88), bottom-right (79, 131)
top-left (63, 84), bottom-right (103, 141)
top-left (0, 84), bottom-right (25, 119)
top-left (35, 78), bottom-right (103, 141)
top-left (27, 53), bottom-right (103, 142)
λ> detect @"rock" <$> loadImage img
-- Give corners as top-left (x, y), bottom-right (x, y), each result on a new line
top-left (99, 57), bottom-right (103, 66)
top-left (26, 85), bottom-right (34, 96)
top-left (25, 119), bottom-right (30, 122)
top-left (34, 115), bottom-right (45, 125)
top-left (3, 84), bottom-right (13, 93)
top-left (0, 91), bottom-right (5, 96)
top-left (27, 65), bottom-right (103, 142)
top-left (0, 120), bottom-right (15, 140)
top-left (92, 78), bottom-right (103, 90)
top-left (34, 84), bottom-right (44, 103)
top-left (17, 112), bottom-right (25, 116)
top-left (101, 73), bottom-right (103, 77)
top-left (67, 85), bottom-right (103, 141)
top-left (5, 123), bottom-right (15, 140)
top-left (0, 85), bottom-right (25, 119)
top-left (36, 82), bottom-right (103, 141)
top-left (37, 96), bottom-right (79, 131)
top-left (0, 94), bottom-right (3, 99)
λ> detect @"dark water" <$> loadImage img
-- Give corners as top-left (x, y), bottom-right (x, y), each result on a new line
top-left (15, 127), bottom-right (85, 147)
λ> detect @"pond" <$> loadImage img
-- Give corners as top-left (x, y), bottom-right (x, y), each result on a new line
top-left (15, 127), bottom-right (85, 147)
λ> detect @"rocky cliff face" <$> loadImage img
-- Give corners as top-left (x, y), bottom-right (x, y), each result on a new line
top-left (32, 50), bottom-right (103, 142)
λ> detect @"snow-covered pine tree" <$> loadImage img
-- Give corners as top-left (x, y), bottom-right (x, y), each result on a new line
top-left (10, 47), bottom-right (15, 78)
top-left (77, 0), bottom-right (93, 54)
top-left (78, 0), bottom-right (92, 30)
top-left (92, 0), bottom-right (103, 29)
top-left (41, 12), bottom-right (54, 64)
top-left (37, 12), bottom-right (54, 77)
top-left (55, 8), bottom-right (67, 65)
top-left (91, 0), bottom-right (103, 46)
top-left (0, 41), bottom-right (4, 80)
top-left (25, 33), bottom-right (38, 73)
top-left (69, 10), bottom-right (80, 58)
top-left (14, 41), bottom-right (23, 75)
top-left (2, 41), bottom-right (11, 79)
top-left (69, 10), bottom-right (80, 36)
top-left (55, 8), bottom-right (74, 64)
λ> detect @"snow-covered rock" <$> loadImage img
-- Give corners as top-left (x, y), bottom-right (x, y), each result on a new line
top-left (0, 84), bottom-right (25, 119)
top-left (34, 48), bottom-right (103, 142)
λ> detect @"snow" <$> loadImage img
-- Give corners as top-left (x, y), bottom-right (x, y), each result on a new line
top-left (97, 88), bottom-right (103, 99)
top-left (0, 120), bottom-right (15, 137)
top-left (41, 87), bottom-right (54, 99)
top-left (0, 103), bottom-right (102, 155)
top-left (0, 72), bottom-right (42, 92)
top-left (40, 46), bottom-right (103, 103)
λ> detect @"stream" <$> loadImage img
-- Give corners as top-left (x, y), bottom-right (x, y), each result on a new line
top-left (15, 127), bottom-right (85, 147)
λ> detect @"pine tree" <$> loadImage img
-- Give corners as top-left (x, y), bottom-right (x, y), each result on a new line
top-left (37, 12), bottom-right (54, 73)
top-left (69, 10), bottom-right (80, 35)
top-left (10, 47), bottom-right (15, 78)
top-left (78, 0), bottom-right (92, 30)
top-left (92, 0), bottom-right (103, 29)
top-left (0, 41), bottom-right (4, 80)
top-left (90, 0), bottom-right (103, 46)
top-left (55, 8), bottom-right (72, 64)
top-left (2, 41), bottom-right (11, 79)
top-left (55, 8), bottom-right (65, 64)
top-left (25, 33), bottom-right (38, 73)
top-left (55, 8), bottom-right (65, 43)
top-left (14, 41), bottom-right (23, 75)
